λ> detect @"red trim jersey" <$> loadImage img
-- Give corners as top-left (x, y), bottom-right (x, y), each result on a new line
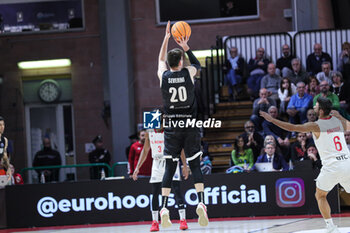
top-left (313, 116), bottom-right (350, 168)
top-left (128, 141), bottom-right (152, 176)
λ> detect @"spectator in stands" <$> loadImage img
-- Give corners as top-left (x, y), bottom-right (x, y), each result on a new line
top-left (316, 61), bottom-right (334, 85)
top-left (33, 138), bottom-right (61, 183)
top-left (262, 106), bottom-right (290, 144)
top-left (307, 108), bottom-right (317, 122)
top-left (305, 76), bottom-right (320, 97)
top-left (338, 42), bottom-right (350, 81)
top-left (290, 132), bottom-right (308, 164)
top-left (306, 43), bottom-right (332, 75)
top-left (264, 135), bottom-right (276, 146)
top-left (239, 120), bottom-right (264, 162)
top-left (345, 131), bottom-right (350, 151)
top-left (288, 58), bottom-right (309, 85)
top-left (306, 143), bottom-right (322, 169)
top-left (231, 136), bottom-right (254, 171)
top-left (286, 81), bottom-right (313, 124)
top-left (223, 47), bottom-right (245, 100)
top-left (313, 80), bottom-right (340, 110)
top-left (89, 135), bottom-right (111, 179)
top-left (278, 77), bottom-right (296, 115)
top-left (260, 63), bottom-right (281, 101)
top-left (247, 48), bottom-right (270, 98)
top-left (330, 71), bottom-right (350, 112)
top-left (276, 44), bottom-right (295, 77)
top-left (128, 129), bottom-right (152, 178)
top-left (306, 108), bottom-right (317, 140)
top-left (262, 106), bottom-right (290, 160)
top-left (254, 142), bottom-right (289, 171)
top-left (250, 88), bottom-right (276, 131)
top-left (10, 164), bottom-right (23, 185)
top-left (261, 135), bottom-right (282, 156)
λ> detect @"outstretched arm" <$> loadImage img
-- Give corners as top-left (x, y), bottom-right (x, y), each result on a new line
top-left (133, 132), bottom-right (150, 181)
top-left (260, 111), bottom-right (319, 134)
top-left (157, 21), bottom-right (171, 82)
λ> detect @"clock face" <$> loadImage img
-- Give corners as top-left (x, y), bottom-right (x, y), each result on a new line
top-left (38, 81), bottom-right (61, 103)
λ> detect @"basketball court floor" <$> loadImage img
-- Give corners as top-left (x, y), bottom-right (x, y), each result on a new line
top-left (2, 215), bottom-right (350, 233)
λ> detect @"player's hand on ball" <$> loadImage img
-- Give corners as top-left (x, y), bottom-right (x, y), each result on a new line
top-left (175, 36), bottom-right (189, 51)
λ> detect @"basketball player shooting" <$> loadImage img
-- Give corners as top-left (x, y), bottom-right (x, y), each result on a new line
top-left (157, 21), bottom-right (209, 228)
top-left (260, 97), bottom-right (349, 233)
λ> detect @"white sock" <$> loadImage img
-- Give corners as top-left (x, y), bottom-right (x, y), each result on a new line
top-left (178, 209), bottom-right (186, 220)
top-left (152, 210), bottom-right (159, 222)
top-left (325, 218), bottom-right (334, 227)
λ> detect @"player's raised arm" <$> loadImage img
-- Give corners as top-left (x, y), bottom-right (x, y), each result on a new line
top-left (133, 132), bottom-right (150, 181)
top-left (157, 21), bottom-right (171, 82)
top-left (260, 111), bottom-right (320, 134)
top-left (331, 110), bottom-right (350, 131)
top-left (176, 36), bottom-right (201, 82)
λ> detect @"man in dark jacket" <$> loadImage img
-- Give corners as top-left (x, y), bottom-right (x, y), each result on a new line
top-left (33, 138), bottom-right (61, 182)
top-left (239, 120), bottom-right (263, 162)
top-left (89, 135), bottom-right (111, 179)
top-left (254, 142), bottom-right (289, 171)
top-left (306, 43), bottom-right (332, 75)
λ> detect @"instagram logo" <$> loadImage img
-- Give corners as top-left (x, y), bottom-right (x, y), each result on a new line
top-left (276, 178), bottom-right (305, 208)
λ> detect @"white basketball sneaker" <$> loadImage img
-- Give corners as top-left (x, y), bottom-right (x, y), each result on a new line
top-left (160, 207), bottom-right (172, 228)
top-left (196, 202), bottom-right (209, 227)
top-left (326, 225), bottom-right (340, 233)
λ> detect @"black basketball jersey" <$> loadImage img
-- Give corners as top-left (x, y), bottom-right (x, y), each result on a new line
top-left (0, 135), bottom-right (5, 160)
top-left (161, 68), bottom-right (197, 117)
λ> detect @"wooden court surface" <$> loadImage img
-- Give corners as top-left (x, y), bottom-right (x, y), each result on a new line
top-left (2, 215), bottom-right (350, 233)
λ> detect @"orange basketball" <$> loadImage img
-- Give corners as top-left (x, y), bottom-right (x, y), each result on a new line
top-left (171, 21), bottom-right (191, 42)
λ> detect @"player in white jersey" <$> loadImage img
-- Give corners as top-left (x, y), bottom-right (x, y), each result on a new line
top-left (133, 128), bottom-right (189, 232)
top-left (260, 97), bottom-right (346, 233)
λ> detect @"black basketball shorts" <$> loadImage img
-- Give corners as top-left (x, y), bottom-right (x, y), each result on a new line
top-left (163, 127), bottom-right (202, 161)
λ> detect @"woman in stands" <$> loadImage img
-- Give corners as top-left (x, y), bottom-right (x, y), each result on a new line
top-left (231, 135), bottom-right (254, 171)
top-left (260, 135), bottom-right (283, 156)
top-left (278, 77), bottom-right (296, 115)
top-left (305, 76), bottom-right (320, 97)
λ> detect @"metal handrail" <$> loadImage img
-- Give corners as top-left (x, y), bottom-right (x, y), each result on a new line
top-left (20, 163), bottom-right (112, 177)
top-left (111, 161), bottom-right (128, 177)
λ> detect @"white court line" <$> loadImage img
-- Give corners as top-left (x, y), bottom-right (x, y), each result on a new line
top-left (7, 217), bottom-right (350, 233)
top-left (293, 227), bottom-right (350, 233)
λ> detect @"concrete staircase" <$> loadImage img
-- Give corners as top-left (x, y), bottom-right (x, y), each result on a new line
top-left (203, 100), bottom-right (253, 173)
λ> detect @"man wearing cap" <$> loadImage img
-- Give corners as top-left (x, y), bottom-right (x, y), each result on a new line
top-left (89, 135), bottom-right (111, 179)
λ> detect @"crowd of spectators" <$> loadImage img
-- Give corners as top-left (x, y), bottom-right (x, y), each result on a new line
top-left (224, 42), bottom-right (350, 173)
